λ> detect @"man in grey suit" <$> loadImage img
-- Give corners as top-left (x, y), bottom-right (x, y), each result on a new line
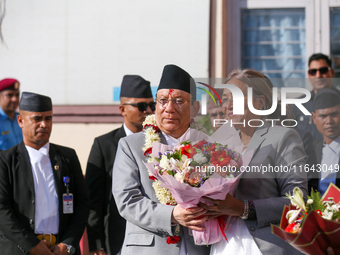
top-left (310, 89), bottom-right (340, 194)
top-left (112, 65), bottom-right (210, 255)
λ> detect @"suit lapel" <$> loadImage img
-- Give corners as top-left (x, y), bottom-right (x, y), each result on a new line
top-left (49, 144), bottom-right (63, 204)
top-left (246, 124), bottom-right (269, 160)
top-left (159, 132), bottom-right (167, 145)
top-left (113, 126), bottom-right (126, 145)
top-left (17, 142), bottom-right (35, 195)
top-left (314, 139), bottom-right (323, 164)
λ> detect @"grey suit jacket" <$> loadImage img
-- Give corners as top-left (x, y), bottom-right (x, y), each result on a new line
top-left (112, 131), bottom-right (210, 255)
top-left (234, 123), bottom-right (308, 255)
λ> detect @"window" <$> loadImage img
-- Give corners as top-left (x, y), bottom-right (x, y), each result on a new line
top-left (241, 8), bottom-right (306, 79)
top-left (223, 0), bottom-right (340, 88)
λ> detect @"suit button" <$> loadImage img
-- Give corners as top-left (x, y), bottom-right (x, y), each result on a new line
top-left (250, 226), bottom-right (255, 231)
top-left (264, 222), bottom-right (269, 226)
top-left (29, 219), bottom-right (34, 225)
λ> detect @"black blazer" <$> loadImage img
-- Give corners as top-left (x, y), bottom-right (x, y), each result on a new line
top-left (85, 126), bottom-right (126, 254)
top-left (308, 138), bottom-right (340, 192)
top-left (0, 142), bottom-right (90, 255)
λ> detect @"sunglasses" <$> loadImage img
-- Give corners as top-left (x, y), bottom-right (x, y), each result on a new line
top-left (123, 102), bottom-right (156, 112)
top-left (308, 67), bottom-right (331, 76)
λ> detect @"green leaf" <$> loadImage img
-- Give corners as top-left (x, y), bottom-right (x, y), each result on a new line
top-left (166, 170), bottom-right (175, 176)
top-left (307, 188), bottom-right (324, 212)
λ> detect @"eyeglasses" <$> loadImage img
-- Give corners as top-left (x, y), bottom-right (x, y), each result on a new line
top-left (155, 98), bottom-right (190, 108)
top-left (210, 111), bottom-right (226, 118)
top-left (123, 102), bottom-right (156, 112)
top-left (308, 67), bottom-right (331, 76)
top-left (222, 98), bottom-right (233, 105)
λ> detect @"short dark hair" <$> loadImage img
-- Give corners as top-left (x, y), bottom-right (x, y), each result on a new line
top-left (308, 53), bottom-right (332, 67)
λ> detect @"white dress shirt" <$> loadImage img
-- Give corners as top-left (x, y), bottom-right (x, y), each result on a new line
top-left (26, 143), bottom-right (59, 234)
top-left (319, 135), bottom-right (340, 195)
top-left (123, 123), bottom-right (134, 137)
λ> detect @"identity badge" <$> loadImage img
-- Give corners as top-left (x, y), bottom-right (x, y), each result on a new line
top-left (63, 176), bottom-right (73, 214)
top-left (63, 193), bottom-right (73, 214)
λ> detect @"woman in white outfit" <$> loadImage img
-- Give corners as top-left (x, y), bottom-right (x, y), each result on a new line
top-left (199, 69), bottom-right (307, 255)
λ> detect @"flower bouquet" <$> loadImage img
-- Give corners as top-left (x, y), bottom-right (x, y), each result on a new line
top-left (272, 183), bottom-right (340, 255)
top-left (142, 117), bottom-right (253, 245)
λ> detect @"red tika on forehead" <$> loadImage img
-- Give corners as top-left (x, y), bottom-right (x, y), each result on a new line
top-left (169, 89), bottom-right (174, 96)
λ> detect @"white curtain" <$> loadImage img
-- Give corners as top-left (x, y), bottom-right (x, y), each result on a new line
top-left (241, 8), bottom-right (305, 80)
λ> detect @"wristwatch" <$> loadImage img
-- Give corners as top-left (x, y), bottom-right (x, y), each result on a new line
top-left (240, 200), bottom-right (249, 220)
top-left (64, 244), bottom-right (76, 255)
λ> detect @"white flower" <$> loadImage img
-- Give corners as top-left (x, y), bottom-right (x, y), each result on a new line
top-left (159, 155), bottom-right (171, 170)
top-left (182, 158), bottom-right (192, 170)
top-left (174, 172), bottom-right (184, 183)
top-left (307, 199), bottom-right (314, 205)
top-left (286, 209), bottom-right (302, 224)
top-left (322, 210), bottom-right (333, 220)
top-left (143, 114), bottom-right (157, 126)
top-left (193, 153), bottom-right (208, 164)
top-left (286, 187), bottom-right (306, 211)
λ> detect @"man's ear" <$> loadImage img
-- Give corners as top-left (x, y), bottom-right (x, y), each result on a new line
top-left (331, 68), bottom-right (335, 78)
top-left (17, 114), bottom-right (24, 128)
top-left (119, 105), bottom-right (127, 117)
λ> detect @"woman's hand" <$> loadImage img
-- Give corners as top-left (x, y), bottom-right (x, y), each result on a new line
top-left (198, 193), bottom-right (244, 220)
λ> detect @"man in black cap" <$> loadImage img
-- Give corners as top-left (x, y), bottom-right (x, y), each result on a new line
top-left (309, 88), bottom-right (340, 194)
top-left (0, 92), bottom-right (89, 255)
top-left (292, 53), bottom-right (340, 141)
top-left (86, 75), bottom-right (154, 255)
top-left (112, 65), bottom-right (210, 255)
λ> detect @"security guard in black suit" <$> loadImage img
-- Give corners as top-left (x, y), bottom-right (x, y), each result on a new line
top-left (86, 75), bottom-right (154, 255)
top-left (0, 92), bottom-right (89, 255)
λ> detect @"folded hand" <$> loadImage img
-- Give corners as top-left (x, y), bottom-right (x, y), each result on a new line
top-left (198, 193), bottom-right (244, 220)
top-left (171, 205), bottom-right (209, 231)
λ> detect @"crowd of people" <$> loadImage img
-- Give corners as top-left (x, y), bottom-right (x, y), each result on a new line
top-left (0, 53), bottom-right (338, 255)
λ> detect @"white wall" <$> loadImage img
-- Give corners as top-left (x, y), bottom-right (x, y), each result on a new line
top-left (0, 0), bottom-right (210, 104)
top-left (50, 123), bottom-right (122, 174)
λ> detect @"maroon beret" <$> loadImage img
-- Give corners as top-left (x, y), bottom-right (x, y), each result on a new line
top-left (0, 78), bottom-right (20, 92)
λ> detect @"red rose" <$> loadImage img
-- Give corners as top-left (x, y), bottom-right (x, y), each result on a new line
top-left (144, 147), bottom-right (152, 156)
top-left (180, 144), bottom-right (192, 158)
top-left (166, 236), bottom-right (181, 244)
top-left (143, 124), bottom-right (160, 133)
top-left (285, 223), bottom-right (298, 233)
top-left (149, 175), bottom-right (157, 181)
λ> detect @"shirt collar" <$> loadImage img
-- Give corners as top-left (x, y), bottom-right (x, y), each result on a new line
top-left (25, 142), bottom-right (50, 156)
top-left (161, 128), bottom-right (190, 145)
top-left (123, 123), bottom-right (134, 137)
top-left (323, 135), bottom-right (340, 156)
top-left (0, 107), bottom-right (9, 120)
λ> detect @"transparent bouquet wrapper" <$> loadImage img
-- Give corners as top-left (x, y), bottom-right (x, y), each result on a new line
top-left (144, 126), bottom-right (253, 245)
top-left (272, 183), bottom-right (340, 255)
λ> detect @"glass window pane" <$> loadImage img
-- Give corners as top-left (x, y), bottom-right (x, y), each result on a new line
top-left (241, 8), bottom-right (306, 83)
